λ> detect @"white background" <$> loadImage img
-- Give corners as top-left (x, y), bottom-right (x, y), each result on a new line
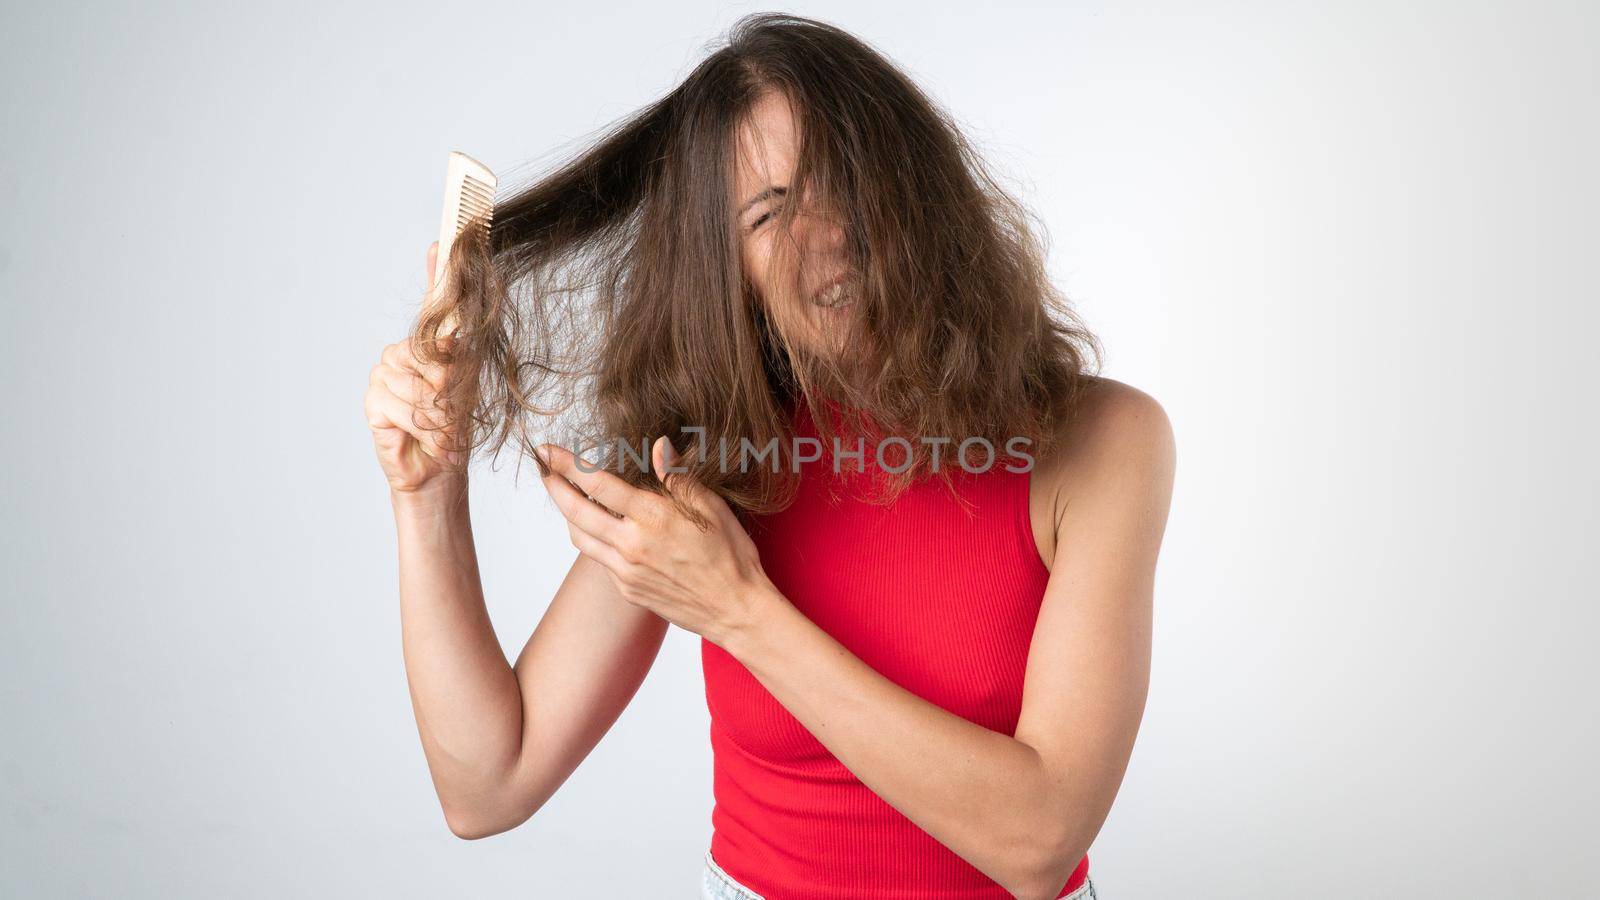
top-left (2, 1), bottom-right (1595, 897)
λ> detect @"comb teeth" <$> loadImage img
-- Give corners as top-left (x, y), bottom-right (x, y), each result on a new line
top-left (458, 175), bottom-right (494, 228)
top-left (460, 175), bottom-right (494, 205)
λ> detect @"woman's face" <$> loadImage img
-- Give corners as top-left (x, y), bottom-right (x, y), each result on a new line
top-left (731, 90), bottom-right (859, 362)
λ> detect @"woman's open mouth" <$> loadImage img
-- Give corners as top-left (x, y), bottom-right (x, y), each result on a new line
top-left (812, 279), bottom-right (857, 309)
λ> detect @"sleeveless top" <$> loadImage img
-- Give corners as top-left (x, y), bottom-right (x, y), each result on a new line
top-left (700, 398), bottom-right (1091, 898)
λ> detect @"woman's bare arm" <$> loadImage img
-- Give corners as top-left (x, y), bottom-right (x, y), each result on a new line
top-left (392, 481), bottom-right (667, 840)
top-left (370, 242), bottom-right (668, 840)
top-left (710, 381), bottom-right (1173, 898)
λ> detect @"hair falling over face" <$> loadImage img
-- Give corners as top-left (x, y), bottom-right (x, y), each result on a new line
top-left (408, 12), bottom-right (1101, 525)
top-left (730, 97), bottom-right (871, 402)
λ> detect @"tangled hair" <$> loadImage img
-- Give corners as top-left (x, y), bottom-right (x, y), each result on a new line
top-left (411, 12), bottom-right (1100, 528)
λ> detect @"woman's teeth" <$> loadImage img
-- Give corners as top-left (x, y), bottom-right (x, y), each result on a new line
top-left (813, 281), bottom-right (855, 308)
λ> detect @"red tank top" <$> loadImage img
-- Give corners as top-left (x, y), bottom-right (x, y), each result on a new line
top-left (700, 398), bottom-right (1090, 898)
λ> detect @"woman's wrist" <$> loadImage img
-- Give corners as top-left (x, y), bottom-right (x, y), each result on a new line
top-left (389, 474), bottom-right (469, 523)
top-left (711, 576), bottom-right (797, 661)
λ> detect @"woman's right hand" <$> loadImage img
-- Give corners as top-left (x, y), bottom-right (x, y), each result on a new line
top-left (366, 242), bottom-right (462, 496)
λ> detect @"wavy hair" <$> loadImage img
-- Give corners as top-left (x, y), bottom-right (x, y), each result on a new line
top-left (410, 12), bottom-right (1100, 527)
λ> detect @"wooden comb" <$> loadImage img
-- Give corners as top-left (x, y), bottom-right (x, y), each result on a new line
top-left (426, 151), bottom-right (497, 338)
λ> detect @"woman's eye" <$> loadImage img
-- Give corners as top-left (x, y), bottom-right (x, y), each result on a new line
top-left (750, 206), bottom-right (782, 231)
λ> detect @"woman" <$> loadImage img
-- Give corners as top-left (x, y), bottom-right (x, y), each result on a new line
top-left (364, 13), bottom-right (1174, 899)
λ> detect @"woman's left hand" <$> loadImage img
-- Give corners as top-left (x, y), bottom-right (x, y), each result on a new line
top-left (535, 437), bottom-right (777, 645)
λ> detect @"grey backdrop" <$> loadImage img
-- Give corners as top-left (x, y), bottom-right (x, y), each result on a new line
top-left (3, 1), bottom-right (1596, 897)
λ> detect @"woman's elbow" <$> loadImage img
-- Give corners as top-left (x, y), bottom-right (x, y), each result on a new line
top-left (444, 810), bottom-right (502, 841)
top-left (1003, 824), bottom-right (1089, 900)
top-left (441, 795), bottom-right (539, 841)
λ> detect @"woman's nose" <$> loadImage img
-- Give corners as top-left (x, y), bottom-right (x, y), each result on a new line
top-left (793, 205), bottom-right (847, 251)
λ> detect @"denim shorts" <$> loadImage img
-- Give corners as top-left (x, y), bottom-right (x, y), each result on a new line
top-left (701, 849), bottom-right (1099, 899)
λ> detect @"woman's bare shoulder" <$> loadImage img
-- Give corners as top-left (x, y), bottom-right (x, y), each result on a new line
top-left (1067, 377), bottom-right (1171, 452)
top-left (1033, 376), bottom-right (1176, 513)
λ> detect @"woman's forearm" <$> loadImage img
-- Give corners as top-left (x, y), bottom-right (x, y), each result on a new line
top-left (714, 583), bottom-right (1080, 899)
top-left (391, 479), bottom-right (525, 831)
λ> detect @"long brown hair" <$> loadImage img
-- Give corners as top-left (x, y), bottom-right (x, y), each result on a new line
top-left (411, 12), bottom-right (1100, 526)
